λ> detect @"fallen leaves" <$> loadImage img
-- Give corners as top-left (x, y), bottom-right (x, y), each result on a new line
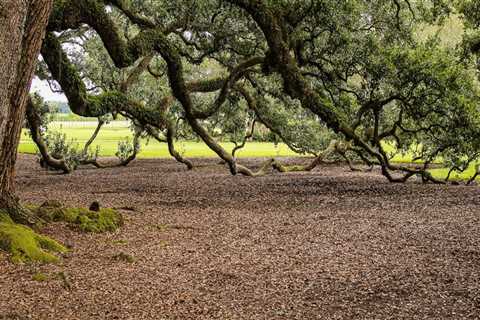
top-left (1, 155), bottom-right (479, 319)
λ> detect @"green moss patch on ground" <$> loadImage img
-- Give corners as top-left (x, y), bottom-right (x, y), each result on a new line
top-left (32, 272), bottom-right (49, 282)
top-left (0, 211), bottom-right (67, 264)
top-left (35, 201), bottom-right (123, 233)
top-left (0, 200), bottom-right (122, 263)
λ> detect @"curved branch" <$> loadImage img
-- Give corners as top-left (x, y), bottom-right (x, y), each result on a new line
top-left (165, 122), bottom-right (194, 170)
top-left (189, 57), bottom-right (264, 119)
top-left (82, 119), bottom-right (104, 155)
top-left (467, 164), bottom-right (480, 185)
top-left (25, 98), bottom-right (72, 173)
top-left (272, 140), bottom-right (338, 173)
top-left (82, 132), bottom-right (140, 168)
top-left (231, 118), bottom-right (256, 158)
top-left (226, 0), bottom-right (451, 184)
top-left (144, 123), bottom-right (194, 170)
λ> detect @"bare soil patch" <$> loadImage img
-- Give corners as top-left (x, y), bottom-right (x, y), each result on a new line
top-left (1, 155), bottom-right (479, 319)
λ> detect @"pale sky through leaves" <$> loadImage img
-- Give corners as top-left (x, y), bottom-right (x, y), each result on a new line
top-left (30, 77), bottom-right (67, 102)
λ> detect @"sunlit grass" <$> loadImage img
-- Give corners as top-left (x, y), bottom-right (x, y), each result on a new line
top-left (430, 166), bottom-right (478, 182)
top-left (19, 125), bottom-right (298, 158)
top-left (18, 122), bottom-right (479, 181)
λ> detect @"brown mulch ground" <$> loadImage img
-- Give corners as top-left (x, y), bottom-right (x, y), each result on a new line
top-left (1, 155), bottom-right (480, 320)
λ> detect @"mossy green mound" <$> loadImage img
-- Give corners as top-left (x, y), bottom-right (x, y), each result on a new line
top-left (0, 211), bottom-right (67, 264)
top-left (32, 272), bottom-right (49, 282)
top-left (73, 208), bottom-right (123, 233)
top-left (0, 212), bottom-right (13, 224)
top-left (0, 201), bottom-right (122, 263)
top-left (35, 202), bottom-right (123, 233)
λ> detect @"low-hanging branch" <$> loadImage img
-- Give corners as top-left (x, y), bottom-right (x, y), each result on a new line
top-left (270, 140), bottom-right (361, 173)
top-left (235, 85), bottom-right (321, 157)
top-left (143, 122), bottom-right (194, 170)
top-left (44, 6), bottom-right (275, 177)
top-left (38, 0), bottom-right (480, 184)
top-left (38, 33), bottom-right (201, 171)
top-left (80, 132), bottom-right (140, 169)
top-left (82, 118), bottom-right (104, 156)
top-left (26, 98), bottom-right (72, 174)
top-left (225, 0), bottom-right (460, 184)
top-left (27, 97), bottom-right (140, 171)
top-left (231, 118), bottom-right (256, 158)
top-left (467, 164), bottom-right (480, 185)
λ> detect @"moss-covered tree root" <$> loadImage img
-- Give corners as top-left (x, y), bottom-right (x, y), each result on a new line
top-left (0, 201), bottom-right (123, 264)
top-left (0, 211), bottom-right (67, 264)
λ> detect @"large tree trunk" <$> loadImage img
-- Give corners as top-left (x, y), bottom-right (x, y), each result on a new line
top-left (0, 0), bottom-right (53, 224)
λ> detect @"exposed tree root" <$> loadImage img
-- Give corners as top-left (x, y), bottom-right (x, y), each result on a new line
top-left (0, 199), bottom-right (123, 263)
top-left (0, 198), bottom-right (67, 264)
top-left (0, 195), bottom-right (42, 227)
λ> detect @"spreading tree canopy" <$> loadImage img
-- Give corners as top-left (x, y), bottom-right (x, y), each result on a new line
top-left (22, 0), bottom-right (480, 182)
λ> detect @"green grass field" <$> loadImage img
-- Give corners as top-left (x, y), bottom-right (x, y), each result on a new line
top-left (19, 124), bottom-right (298, 158)
top-left (18, 122), bottom-right (478, 181)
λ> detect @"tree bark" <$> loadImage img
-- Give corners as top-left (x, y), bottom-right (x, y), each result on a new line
top-left (0, 0), bottom-right (53, 224)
